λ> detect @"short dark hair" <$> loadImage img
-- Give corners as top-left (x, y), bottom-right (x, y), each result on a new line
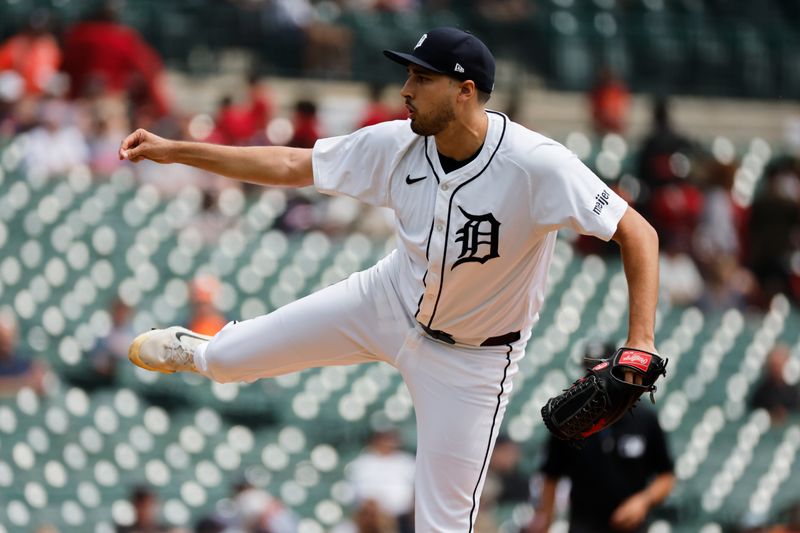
top-left (448, 79), bottom-right (492, 104)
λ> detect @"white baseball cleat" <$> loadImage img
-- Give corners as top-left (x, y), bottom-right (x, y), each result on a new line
top-left (128, 326), bottom-right (211, 374)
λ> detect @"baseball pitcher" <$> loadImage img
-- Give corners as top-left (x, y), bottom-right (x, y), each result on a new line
top-left (119, 28), bottom-right (662, 532)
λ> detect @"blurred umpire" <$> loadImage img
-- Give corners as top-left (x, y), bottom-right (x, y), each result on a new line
top-left (526, 342), bottom-right (675, 533)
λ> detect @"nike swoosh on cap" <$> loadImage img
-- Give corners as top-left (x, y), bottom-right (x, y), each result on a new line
top-left (405, 174), bottom-right (427, 184)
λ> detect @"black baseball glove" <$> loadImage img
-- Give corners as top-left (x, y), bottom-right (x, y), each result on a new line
top-left (541, 347), bottom-right (668, 441)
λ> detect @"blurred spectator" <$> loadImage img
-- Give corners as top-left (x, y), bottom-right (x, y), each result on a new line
top-left (637, 99), bottom-right (695, 188)
top-left (116, 485), bottom-right (175, 533)
top-left (0, 9), bottom-right (61, 96)
top-left (694, 161), bottom-right (745, 263)
top-left (697, 255), bottom-right (756, 313)
top-left (659, 248), bottom-right (704, 306)
top-left (248, 0), bottom-right (352, 76)
top-left (526, 343), bottom-right (675, 533)
top-left (346, 429), bottom-right (415, 533)
top-left (304, 20), bottom-right (353, 77)
top-left (33, 526), bottom-right (60, 533)
top-left (332, 499), bottom-right (399, 533)
top-left (692, 159), bottom-right (757, 309)
top-left (700, 161), bottom-right (758, 304)
top-left (289, 99), bottom-right (322, 148)
top-left (22, 97), bottom-right (90, 179)
top-left (477, 435), bottom-right (531, 532)
top-left (487, 436), bottom-right (531, 503)
top-left (88, 97), bottom-right (131, 175)
top-left (199, 75), bottom-right (273, 148)
top-left (0, 71), bottom-right (25, 136)
top-left (750, 343), bottom-right (800, 425)
top-left (470, 0), bottom-right (535, 67)
top-left (191, 188), bottom-right (238, 239)
top-left (214, 95), bottom-right (259, 146)
top-left (189, 299), bottom-right (228, 338)
top-left (188, 275), bottom-right (228, 336)
top-left (746, 157), bottom-right (800, 305)
top-left (61, 2), bottom-right (170, 117)
top-left (589, 66), bottom-right (630, 135)
top-left (650, 179), bottom-right (704, 252)
top-left (353, 500), bottom-right (400, 533)
top-left (0, 310), bottom-right (47, 397)
top-left (88, 298), bottom-right (136, 386)
top-left (194, 517), bottom-right (224, 533)
top-left (358, 84), bottom-right (396, 129)
top-left (248, 74), bottom-right (274, 135)
top-left (637, 98), bottom-right (702, 254)
top-left (226, 479), bottom-right (299, 533)
top-left (371, 0), bottom-right (418, 11)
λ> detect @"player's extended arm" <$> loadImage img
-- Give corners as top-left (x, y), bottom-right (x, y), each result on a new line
top-left (609, 471), bottom-right (675, 530)
top-left (118, 129), bottom-right (314, 188)
top-left (611, 206), bottom-right (659, 356)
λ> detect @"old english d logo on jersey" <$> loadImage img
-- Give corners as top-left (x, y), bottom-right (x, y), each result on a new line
top-left (452, 207), bottom-right (500, 269)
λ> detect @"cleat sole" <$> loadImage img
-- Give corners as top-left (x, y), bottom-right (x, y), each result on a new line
top-left (127, 331), bottom-right (175, 374)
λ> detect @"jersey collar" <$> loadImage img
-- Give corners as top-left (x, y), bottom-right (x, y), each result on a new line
top-left (425, 111), bottom-right (505, 185)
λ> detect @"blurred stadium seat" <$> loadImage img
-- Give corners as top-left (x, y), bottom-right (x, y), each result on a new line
top-left (1, 128), bottom-right (799, 530)
top-left (1, 2), bottom-right (800, 531)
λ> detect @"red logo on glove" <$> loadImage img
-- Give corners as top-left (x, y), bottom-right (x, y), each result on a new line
top-left (592, 361), bottom-right (609, 371)
top-left (619, 350), bottom-right (651, 372)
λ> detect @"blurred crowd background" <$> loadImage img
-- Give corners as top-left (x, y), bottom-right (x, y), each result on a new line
top-left (1, 0), bottom-right (799, 532)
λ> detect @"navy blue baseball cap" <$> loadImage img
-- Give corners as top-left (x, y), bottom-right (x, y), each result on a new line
top-left (383, 27), bottom-right (496, 94)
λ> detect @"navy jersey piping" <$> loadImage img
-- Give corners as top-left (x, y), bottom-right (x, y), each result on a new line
top-left (468, 343), bottom-right (512, 532)
top-left (426, 111), bottom-right (508, 329)
top-left (414, 137), bottom-right (441, 318)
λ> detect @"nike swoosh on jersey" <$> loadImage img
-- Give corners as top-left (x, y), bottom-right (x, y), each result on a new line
top-left (175, 331), bottom-right (209, 343)
top-left (405, 174), bottom-right (428, 184)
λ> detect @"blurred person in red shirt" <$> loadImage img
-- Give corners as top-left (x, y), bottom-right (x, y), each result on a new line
top-left (214, 95), bottom-right (258, 146)
top-left (210, 76), bottom-right (274, 146)
top-left (289, 99), bottom-right (322, 148)
top-left (61, 2), bottom-right (170, 117)
top-left (247, 73), bottom-right (274, 133)
top-left (0, 10), bottom-right (61, 96)
top-left (358, 84), bottom-right (396, 129)
top-left (589, 65), bottom-right (630, 136)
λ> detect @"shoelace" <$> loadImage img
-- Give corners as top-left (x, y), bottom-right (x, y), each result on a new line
top-left (164, 340), bottom-right (194, 370)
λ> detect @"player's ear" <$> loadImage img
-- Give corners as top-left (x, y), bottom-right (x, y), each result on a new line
top-left (458, 80), bottom-right (476, 101)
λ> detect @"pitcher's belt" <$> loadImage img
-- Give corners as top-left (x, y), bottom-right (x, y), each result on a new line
top-left (419, 323), bottom-right (521, 347)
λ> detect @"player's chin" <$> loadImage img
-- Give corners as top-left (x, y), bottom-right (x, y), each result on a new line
top-left (409, 119), bottom-right (432, 136)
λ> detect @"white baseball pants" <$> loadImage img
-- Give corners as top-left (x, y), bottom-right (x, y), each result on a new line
top-left (193, 257), bottom-right (526, 533)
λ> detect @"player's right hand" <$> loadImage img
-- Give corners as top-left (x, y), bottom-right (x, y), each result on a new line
top-left (119, 128), bottom-right (173, 164)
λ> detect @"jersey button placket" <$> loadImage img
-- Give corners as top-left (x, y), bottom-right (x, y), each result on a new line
top-left (423, 191), bottom-right (448, 322)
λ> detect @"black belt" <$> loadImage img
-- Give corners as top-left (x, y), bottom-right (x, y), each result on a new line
top-left (419, 323), bottom-right (520, 346)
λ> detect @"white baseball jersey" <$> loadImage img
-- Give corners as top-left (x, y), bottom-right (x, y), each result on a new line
top-left (313, 111), bottom-right (627, 345)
